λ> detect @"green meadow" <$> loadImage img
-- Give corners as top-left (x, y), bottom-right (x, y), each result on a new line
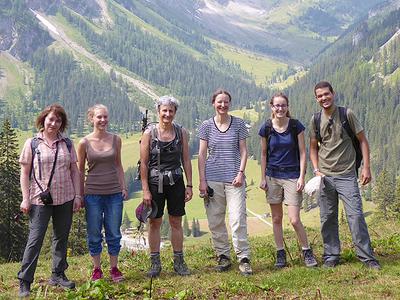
top-left (210, 39), bottom-right (288, 85)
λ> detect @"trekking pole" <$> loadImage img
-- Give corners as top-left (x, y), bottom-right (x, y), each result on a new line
top-left (135, 110), bottom-right (148, 181)
top-left (283, 238), bottom-right (294, 263)
top-left (149, 276), bottom-right (153, 298)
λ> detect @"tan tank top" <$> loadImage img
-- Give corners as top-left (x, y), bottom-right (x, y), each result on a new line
top-left (84, 134), bottom-right (122, 195)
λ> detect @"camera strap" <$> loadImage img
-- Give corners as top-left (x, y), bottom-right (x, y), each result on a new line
top-left (32, 141), bottom-right (59, 192)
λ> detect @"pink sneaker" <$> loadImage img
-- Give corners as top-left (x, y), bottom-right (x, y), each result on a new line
top-left (91, 267), bottom-right (103, 281)
top-left (110, 267), bottom-right (124, 283)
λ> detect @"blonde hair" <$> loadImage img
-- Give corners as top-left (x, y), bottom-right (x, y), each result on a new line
top-left (87, 104), bottom-right (108, 123)
top-left (269, 92), bottom-right (291, 119)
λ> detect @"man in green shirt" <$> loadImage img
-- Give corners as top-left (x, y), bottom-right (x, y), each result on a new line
top-left (309, 81), bottom-right (380, 269)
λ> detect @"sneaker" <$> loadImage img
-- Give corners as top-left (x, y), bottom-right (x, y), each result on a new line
top-left (238, 258), bottom-right (253, 276)
top-left (110, 267), bottom-right (124, 282)
top-left (275, 249), bottom-right (287, 269)
top-left (364, 260), bottom-right (381, 270)
top-left (91, 267), bottom-right (103, 281)
top-left (216, 254), bottom-right (232, 272)
top-left (48, 272), bottom-right (75, 289)
top-left (19, 279), bottom-right (30, 298)
top-left (303, 249), bottom-right (318, 267)
top-left (147, 255), bottom-right (162, 278)
top-left (323, 260), bottom-right (339, 268)
top-left (173, 255), bottom-right (191, 276)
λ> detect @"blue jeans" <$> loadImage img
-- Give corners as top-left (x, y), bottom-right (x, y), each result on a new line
top-left (319, 172), bottom-right (376, 263)
top-left (84, 193), bottom-right (123, 256)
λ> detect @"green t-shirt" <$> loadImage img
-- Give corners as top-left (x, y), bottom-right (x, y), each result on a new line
top-left (310, 106), bottom-right (363, 176)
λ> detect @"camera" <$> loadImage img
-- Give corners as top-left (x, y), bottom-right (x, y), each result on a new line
top-left (207, 186), bottom-right (214, 198)
top-left (39, 189), bottom-right (53, 205)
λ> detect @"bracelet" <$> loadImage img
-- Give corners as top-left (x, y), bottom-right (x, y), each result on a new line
top-left (313, 168), bottom-right (320, 175)
top-left (186, 184), bottom-right (193, 188)
top-left (239, 170), bottom-right (244, 173)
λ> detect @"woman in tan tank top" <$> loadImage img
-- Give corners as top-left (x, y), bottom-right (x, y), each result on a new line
top-left (77, 104), bottom-right (127, 283)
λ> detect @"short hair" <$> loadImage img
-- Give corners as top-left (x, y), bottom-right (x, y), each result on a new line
top-left (156, 96), bottom-right (179, 112)
top-left (314, 81), bottom-right (334, 95)
top-left (87, 104), bottom-right (108, 123)
top-left (35, 103), bottom-right (68, 133)
top-left (269, 92), bottom-right (291, 118)
top-left (211, 89), bottom-right (232, 103)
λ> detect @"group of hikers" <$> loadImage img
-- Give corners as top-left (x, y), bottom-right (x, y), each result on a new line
top-left (17, 81), bottom-right (380, 297)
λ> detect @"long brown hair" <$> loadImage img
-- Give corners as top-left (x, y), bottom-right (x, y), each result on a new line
top-left (269, 92), bottom-right (291, 119)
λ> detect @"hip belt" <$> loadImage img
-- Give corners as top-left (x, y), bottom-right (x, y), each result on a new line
top-left (149, 168), bottom-right (183, 193)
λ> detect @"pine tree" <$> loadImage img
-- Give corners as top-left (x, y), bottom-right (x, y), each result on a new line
top-left (372, 169), bottom-right (395, 219)
top-left (183, 215), bottom-right (190, 237)
top-left (196, 219), bottom-right (201, 236)
top-left (122, 210), bottom-right (132, 230)
top-left (191, 218), bottom-right (197, 237)
top-left (0, 119), bottom-right (28, 261)
top-left (68, 210), bottom-right (87, 256)
top-left (160, 217), bottom-right (170, 238)
top-left (392, 176), bottom-right (400, 215)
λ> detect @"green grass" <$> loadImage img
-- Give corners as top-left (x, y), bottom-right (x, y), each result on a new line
top-left (0, 53), bottom-right (32, 104)
top-left (1, 217), bottom-right (400, 299)
top-left (49, 12), bottom-right (92, 50)
top-left (109, 1), bottom-right (203, 59)
top-left (230, 108), bottom-right (260, 123)
top-left (210, 39), bottom-right (287, 85)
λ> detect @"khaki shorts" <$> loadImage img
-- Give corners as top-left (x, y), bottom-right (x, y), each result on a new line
top-left (266, 176), bottom-right (303, 206)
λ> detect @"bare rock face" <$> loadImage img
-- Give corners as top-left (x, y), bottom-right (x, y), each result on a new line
top-left (0, 2), bottom-right (53, 60)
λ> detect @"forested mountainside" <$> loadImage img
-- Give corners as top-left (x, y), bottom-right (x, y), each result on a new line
top-left (0, 0), bottom-right (268, 134)
top-left (127, 0), bottom-right (385, 63)
top-left (248, 3), bottom-right (400, 174)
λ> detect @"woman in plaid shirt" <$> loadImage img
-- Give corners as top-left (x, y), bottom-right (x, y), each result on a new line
top-left (17, 104), bottom-right (82, 298)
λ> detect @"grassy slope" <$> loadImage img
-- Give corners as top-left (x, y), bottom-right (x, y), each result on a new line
top-left (1, 217), bottom-right (399, 299)
top-left (210, 39), bottom-right (287, 85)
top-left (230, 108), bottom-right (259, 122)
top-left (0, 53), bottom-right (32, 104)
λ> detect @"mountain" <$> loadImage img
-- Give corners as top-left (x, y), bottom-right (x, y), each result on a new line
top-left (272, 0), bottom-right (400, 174)
top-left (0, 0), bottom-right (269, 134)
top-left (128, 0), bottom-right (385, 63)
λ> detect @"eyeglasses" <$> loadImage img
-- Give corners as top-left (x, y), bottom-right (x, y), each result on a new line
top-left (272, 104), bottom-right (288, 109)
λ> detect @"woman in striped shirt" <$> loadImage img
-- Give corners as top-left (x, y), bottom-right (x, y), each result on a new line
top-left (198, 89), bottom-right (252, 276)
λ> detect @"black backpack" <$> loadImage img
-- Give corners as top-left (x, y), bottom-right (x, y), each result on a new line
top-left (313, 106), bottom-right (362, 173)
top-left (264, 118), bottom-right (299, 163)
top-left (135, 123), bottom-right (183, 180)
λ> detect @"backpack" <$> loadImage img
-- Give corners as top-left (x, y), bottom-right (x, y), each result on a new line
top-left (264, 118), bottom-right (299, 163)
top-left (135, 123), bottom-right (183, 181)
top-left (30, 137), bottom-right (73, 178)
top-left (313, 106), bottom-right (362, 173)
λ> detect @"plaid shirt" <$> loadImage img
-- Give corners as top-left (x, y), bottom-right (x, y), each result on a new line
top-left (19, 132), bottom-right (78, 206)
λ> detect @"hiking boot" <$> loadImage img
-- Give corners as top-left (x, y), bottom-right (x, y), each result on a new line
top-left (147, 255), bottom-right (162, 278)
top-left (173, 255), bottom-right (191, 276)
top-left (275, 249), bottom-right (287, 269)
top-left (91, 267), bottom-right (103, 281)
top-left (216, 254), bottom-right (232, 272)
top-left (19, 279), bottom-right (30, 298)
top-left (303, 249), bottom-right (318, 267)
top-left (323, 260), bottom-right (339, 268)
top-left (238, 257), bottom-right (253, 276)
top-left (110, 267), bottom-right (124, 282)
top-left (364, 260), bottom-right (381, 270)
top-left (48, 272), bottom-right (75, 289)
